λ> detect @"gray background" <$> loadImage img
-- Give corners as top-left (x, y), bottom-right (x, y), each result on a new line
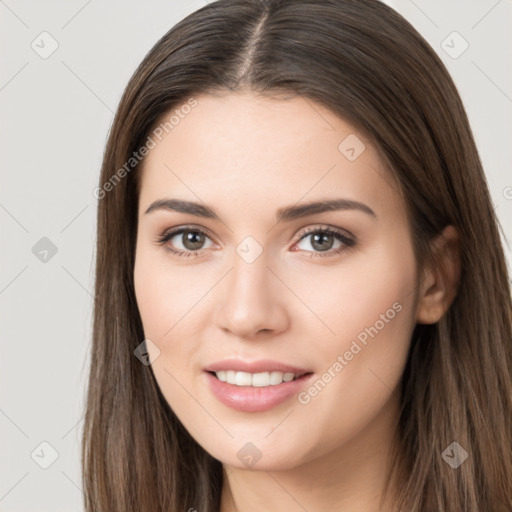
top-left (1, 0), bottom-right (510, 510)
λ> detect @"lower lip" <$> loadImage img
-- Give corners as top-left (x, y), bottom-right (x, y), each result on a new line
top-left (203, 371), bottom-right (314, 412)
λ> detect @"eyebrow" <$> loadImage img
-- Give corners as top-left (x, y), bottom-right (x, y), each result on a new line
top-left (144, 198), bottom-right (376, 222)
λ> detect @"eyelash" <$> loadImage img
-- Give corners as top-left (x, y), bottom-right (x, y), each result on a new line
top-left (155, 224), bottom-right (356, 259)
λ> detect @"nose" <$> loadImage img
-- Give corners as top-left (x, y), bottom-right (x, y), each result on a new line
top-left (214, 249), bottom-right (289, 340)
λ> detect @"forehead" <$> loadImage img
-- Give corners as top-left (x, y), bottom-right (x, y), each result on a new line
top-left (138, 92), bottom-right (401, 219)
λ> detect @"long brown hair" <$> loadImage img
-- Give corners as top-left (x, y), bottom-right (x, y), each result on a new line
top-left (82, 0), bottom-right (512, 510)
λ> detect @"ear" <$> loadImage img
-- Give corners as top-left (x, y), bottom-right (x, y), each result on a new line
top-left (416, 225), bottom-right (461, 325)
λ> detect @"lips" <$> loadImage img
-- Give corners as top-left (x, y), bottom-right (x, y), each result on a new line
top-left (203, 359), bottom-right (315, 412)
top-left (203, 358), bottom-right (311, 376)
top-left (204, 371), bottom-right (314, 412)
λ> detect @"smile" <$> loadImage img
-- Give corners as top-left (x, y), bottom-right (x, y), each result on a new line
top-left (211, 370), bottom-right (301, 386)
top-left (204, 371), bottom-right (314, 412)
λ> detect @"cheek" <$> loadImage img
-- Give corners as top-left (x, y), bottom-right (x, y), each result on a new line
top-left (133, 253), bottom-right (167, 339)
top-left (283, 224), bottom-right (417, 358)
top-left (292, 234), bottom-right (418, 439)
top-left (297, 297), bottom-right (414, 461)
top-left (133, 250), bottom-right (196, 412)
top-left (133, 245), bottom-right (210, 377)
top-left (328, 232), bottom-right (417, 373)
top-left (134, 246), bottom-right (196, 337)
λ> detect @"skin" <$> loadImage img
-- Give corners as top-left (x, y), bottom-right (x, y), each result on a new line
top-left (133, 92), bottom-right (460, 511)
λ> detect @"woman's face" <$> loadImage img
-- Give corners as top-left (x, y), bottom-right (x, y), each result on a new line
top-left (134, 92), bottom-right (420, 470)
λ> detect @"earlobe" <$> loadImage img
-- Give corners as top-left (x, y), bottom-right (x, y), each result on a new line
top-left (416, 225), bottom-right (461, 325)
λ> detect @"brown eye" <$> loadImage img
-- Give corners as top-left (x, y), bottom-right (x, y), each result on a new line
top-left (180, 230), bottom-right (206, 250)
top-left (156, 227), bottom-right (214, 257)
top-left (309, 232), bottom-right (336, 252)
top-left (294, 227), bottom-right (355, 257)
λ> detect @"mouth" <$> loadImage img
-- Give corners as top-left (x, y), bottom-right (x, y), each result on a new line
top-left (203, 369), bottom-right (315, 412)
top-left (206, 370), bottom-right (312, 387)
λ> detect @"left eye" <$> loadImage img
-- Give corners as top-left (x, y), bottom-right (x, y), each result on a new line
top-left (293, 227), bottom-right (355, 257)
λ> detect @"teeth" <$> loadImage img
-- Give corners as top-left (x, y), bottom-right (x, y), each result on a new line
top-left (214, 370), bottom-right (298, 386)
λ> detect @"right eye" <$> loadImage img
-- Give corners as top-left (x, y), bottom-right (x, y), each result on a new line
top-left (156, 226), bottom-right (215, 257)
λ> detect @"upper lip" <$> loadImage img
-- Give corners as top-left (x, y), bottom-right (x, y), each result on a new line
top-left (204, 359), bottom-right (312, 376)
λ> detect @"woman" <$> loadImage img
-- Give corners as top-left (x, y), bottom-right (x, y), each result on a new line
top-left (82, 0), bottom-right (512, 510)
